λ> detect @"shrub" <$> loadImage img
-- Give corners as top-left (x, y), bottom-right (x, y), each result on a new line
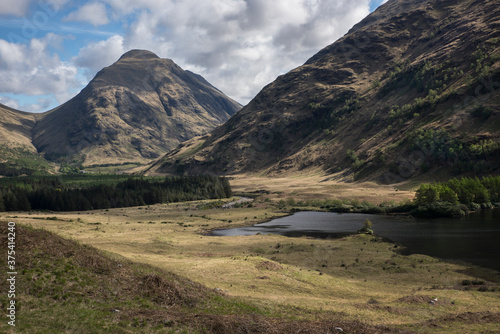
top-left (459, 204), bottom-right (469, 215)
top-left (359, 205), bottom-right (385, 214)
top-left (346, 149), bottom-right (364, 170)
top-left (387, 200), bottom-right (418, 213)
top-left (357, 219), bottom-right (374, 235)
top-left (468, 202), bottom-right (481, 211)
top-left (470, 105), bottom-right (493, 119)
top-left (480, 202), bottom-right (493, 209)
top-left (411, 202), bottom-right (465, 218)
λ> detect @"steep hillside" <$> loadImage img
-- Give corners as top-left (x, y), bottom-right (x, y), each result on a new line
top-left (32, 50), bottom-right (241, 166)
top-left (151, 0), bottom-right (500, 182)
top-left (0, 104), bottom-right (53, 175)
top-left (0, 103), bottom-right (36, 150)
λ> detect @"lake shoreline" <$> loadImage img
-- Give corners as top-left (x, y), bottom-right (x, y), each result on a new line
top-left (210, 209), bottom-right (500, 273)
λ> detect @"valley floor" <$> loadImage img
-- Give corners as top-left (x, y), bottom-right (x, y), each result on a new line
top-left (228, 173), bottom-right (415, 204)
top-left (1, 178), bottom-right (499, 333)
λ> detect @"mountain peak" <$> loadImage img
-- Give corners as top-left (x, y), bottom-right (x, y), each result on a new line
top-left (119, 49), bottom-right (160, 60)
top-left (31, 49), bottom-right (241, 166)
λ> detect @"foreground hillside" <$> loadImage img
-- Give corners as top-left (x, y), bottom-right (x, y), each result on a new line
top-left (0, 222), bottom-right (416, 334)
top-left (151, 0), bottom-right (500, 182)
top-left (3, 198), bottom-right (500, 333)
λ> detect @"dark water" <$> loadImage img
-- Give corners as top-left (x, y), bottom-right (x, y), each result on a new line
top-left (212, 209), bottom-right (500, 271)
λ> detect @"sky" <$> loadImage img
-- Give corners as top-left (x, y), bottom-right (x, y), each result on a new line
top-left (0, 0), bottom-right (388, 112)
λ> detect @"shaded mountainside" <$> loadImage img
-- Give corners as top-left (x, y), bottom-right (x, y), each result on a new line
top-left (151, 0), bottom-right (500, 182)
top-left (31, 50), bottom-right (241, 166)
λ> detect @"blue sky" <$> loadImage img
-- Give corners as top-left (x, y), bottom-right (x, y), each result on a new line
top-left (0, 0), bottom-right (388, 112)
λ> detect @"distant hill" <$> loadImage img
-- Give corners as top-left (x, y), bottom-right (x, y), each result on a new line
top-left (0, 104), bottom-right (53, 176)
top-left (0, 103), bottom-right (36, 150)
top-left (150, 0), bottom-right (500, 182)
top-left (28, 50), bottom-right (241, 167)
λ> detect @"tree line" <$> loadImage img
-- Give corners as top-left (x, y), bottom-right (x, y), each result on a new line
top-left (413, 176), bottom-right (500, 217)
top-left (0, 175), bottom-right (232, 212)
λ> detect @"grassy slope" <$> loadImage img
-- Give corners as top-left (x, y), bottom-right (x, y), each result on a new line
top-left (0, 146), bottom-right (55, 176)
top-left (0, 104), bottom-right (36, 151)
top-left (2, 196), bottom-right (499, 333)
top-left (0, 104), bottom-right (55, 175)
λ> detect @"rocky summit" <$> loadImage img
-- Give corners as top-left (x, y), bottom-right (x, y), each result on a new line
top-left (0, 50), bottom-right (241, 169)
top-left (32, 50), bottom-right (241, 166)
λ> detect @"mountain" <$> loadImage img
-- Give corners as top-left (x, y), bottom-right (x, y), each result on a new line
top-left (0, 104), bottom-right (54, 176)
top-left (31, 50), bottom-right (241, 166)
top-left (150, 0), bottom-right (500, 182)
top-left (0, 103), bottom-right (36, 150)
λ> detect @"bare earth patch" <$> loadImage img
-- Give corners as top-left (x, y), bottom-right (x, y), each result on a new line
top-left (256, 260), bottom-right (284, 271)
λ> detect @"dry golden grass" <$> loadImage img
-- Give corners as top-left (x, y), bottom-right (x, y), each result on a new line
top-left (229, 173), bottom-right (415, 204)
top-left (0, 104), bottom-right (37, 152)
top-left (3, 194), bottom-right (499, 332)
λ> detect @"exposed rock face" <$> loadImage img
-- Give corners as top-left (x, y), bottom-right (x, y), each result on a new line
top-left (32, 50), bottom-right (241, 165)
top-left (151, 0), bottom-right (500, 181)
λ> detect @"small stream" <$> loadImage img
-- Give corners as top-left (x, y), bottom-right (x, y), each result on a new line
top-left (212, 209), bottom-right (500, 271)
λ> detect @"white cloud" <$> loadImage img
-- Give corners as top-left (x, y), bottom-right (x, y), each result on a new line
top-left (0, 95), bottom-right (53, 112)
top-left (63, 2), bottom-right (109, 26)
top-left (105, 0), bottom-right (159, 16)
top-left (46, 0), bottom-right (71, 11)
top-left (0, 33), bottom-right (81, 99)
top-left (25, 97), bottom-right (52, 112)
top-left (0, 0), bottom-right (70, 18)
top-left (73, 35), bottom-right (125, 79)
top-left (1, 0), bottom-right (374, 109)
top-left (0, 0), bottom-right (32, 17)
top-left (0, 96), bottom-right (20, 109)
top-left (101, 0), bottom-right (371, 104)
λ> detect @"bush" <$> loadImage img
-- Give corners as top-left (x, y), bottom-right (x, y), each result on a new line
top-left (387, 201), bottom-right (418, 213)
top-left (481, 202), bottom-right (493, 209)
top-left (411, 202), bottom-right (466, 218)
top-left (359, 205), bottom-right (385, 214)
top-left (468, 202), bottom-right (481, 211)
top-left (328, 205), bottom-right (351, 213)
top-left (470, 105), bottom-right (492, 120)
top-left (459, 204), bottom-right (469, 215)
top-left (357, 219), bottom-right (374, 235)
top-left (346, 149), bottom-right (364, 170)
